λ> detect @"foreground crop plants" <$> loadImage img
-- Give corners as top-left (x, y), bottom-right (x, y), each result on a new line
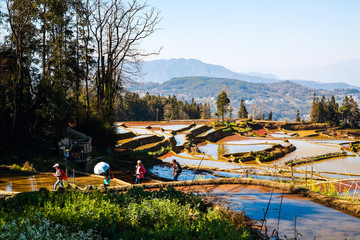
top-left (0, 187), bottom-right (251, 239)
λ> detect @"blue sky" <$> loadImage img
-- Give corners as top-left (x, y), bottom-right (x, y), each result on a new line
top-left (143, 0), bottom-right (360, 77)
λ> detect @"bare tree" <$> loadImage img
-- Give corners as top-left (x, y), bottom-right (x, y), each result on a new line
top-left (89, 0), bottom-right (161, 123)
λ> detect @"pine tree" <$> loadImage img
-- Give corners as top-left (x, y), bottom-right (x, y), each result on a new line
top-left (238, 99), bottom-right (248, 119)
top-left (327, 96), bottom-right (339, 126)
top-left (268, 111), bottom-right (273, 121)
top-left (310, 93), bottom-right (320, 122)
top-left (260, 113), bottom-right (265, 120)
top-left (296, 109), bottom-right (301, 122)
top-left (216, 91), bottom-right (230, 122)
top-left (348, 96), bottom-right (360, 128)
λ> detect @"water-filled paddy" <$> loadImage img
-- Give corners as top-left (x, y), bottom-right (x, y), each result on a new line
top-left (0, 170), bottom-right (106, 192)
top-left (148, 164), bottom-right (217, 181)
top-left (115, 126), bottom-right (131, 134)
top-left (125, 128), bottom-right (155, 135)
top-left (198, 142), bottom-right (273, 160)
top-left (276, 140), bottom-right (340, 164)
top-left (220, 139), bottom-right (290, 146)
top-left (152, 130), bottom-right (172, 139)
top-left (161, 154), bottom-right (243, 169)
top-left (296, 155), bottom-right (360, 175)
top-left (185, 184), bottom-right (360, 240)
top-left (269, 132), bottom-right (294, 138)
top-left (150, 124), bottom-right (190, 131)
top-left (174, 134), bottom-right (186, 146)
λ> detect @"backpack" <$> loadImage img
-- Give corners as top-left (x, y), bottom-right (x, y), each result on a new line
top-left (110, 171), bottom-right (114, 179)
top-left (176, 163), bottom-right (182, 173)
top-left (61, 169), bottom-right (67, 180)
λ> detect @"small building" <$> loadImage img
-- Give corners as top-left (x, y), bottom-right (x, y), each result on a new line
top-left (58, 127), bottom-right (92, 161)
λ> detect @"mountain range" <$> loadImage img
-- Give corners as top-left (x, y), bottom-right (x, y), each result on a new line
top-left (128, 58), bottom-right (360, 120)
top-left (137, 58), bottom-right (360, 90)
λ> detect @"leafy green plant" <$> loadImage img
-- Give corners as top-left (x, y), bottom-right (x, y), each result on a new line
top-left (0, 187), bottom-right (250, 239)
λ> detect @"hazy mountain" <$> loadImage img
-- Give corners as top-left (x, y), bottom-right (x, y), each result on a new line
top-left (129, 76), bottom-right (360, 120)
top-left (292, 79), bottom-right (359, 90)
top-left (277, 59), bottom-right (360, 87)
top-left (139, 58), bottom-right (280, 84)
top-left (138, 58), bottom-right (359, 90)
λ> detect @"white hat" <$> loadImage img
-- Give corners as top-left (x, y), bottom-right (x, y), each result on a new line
top-left (53, 163), bottom-right (60, 168)
top-left (137, 160), bottom-right (142, 164)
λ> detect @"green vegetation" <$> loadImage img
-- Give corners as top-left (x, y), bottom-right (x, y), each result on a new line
top-left (349, 142), bottom-right (360, 152)
top-left (216, 91), bottom-right (231, 122)
top-left (238, 99), bottom-right (248, 119)
top-left (130, 77), bottom-right (360, 121)
top-left (0, 0), bottom-right (160, 162)
top-left (310, 94), bottom-right (360, 128)
top-left (0, 187), bottom-right (250, 240)
top-left (9, 161), bottom-right (36, 172)
top-left (117, 93), bottom-right (210, 121)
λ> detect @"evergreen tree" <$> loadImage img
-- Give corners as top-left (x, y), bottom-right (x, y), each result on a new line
top-left (339, 96), bottom-right (351, 125)
top-left (216, 91), bottom-right (230, 122)
top-left (310, 93), bottom-right (320, 122)
top-left (229, 106), bottom-right (233, 119)
top-left (296, 109), bottom-right (300, 122)
top-left (238, 99), bottom-right (248, 119)
top-left (268, 111), bottom-right (273, 121)
top-left (327, 96), bottom-right (340, 126)
top-left (260, 113), bottom-right (265, 120)
top-left (348, 96), bottom-right (360, 128)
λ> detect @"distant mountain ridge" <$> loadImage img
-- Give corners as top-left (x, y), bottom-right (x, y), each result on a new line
top-left (138, 58), bottom-right (359, 90)
top-left (278, 59), bottom-right (360, 87)
top-left (139, 58), bottom-right (280, 84)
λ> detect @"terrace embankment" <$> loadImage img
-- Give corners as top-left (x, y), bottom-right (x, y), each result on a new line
top-left (223, 143), bottom-right (296, 163)
top-left (283, 151), bottom-right (349, 166)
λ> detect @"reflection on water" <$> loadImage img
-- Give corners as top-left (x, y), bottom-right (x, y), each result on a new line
top-left (149, 164), bottom-right (217, 181)
top-left (197, 185), bottom-right (360, 240)
top-left (270, 132), bottom-right (294, 138)
top-left (115, 126), bottom-right (131, 134)
top-left (5, 181), bottom-right (12, 192)
top-left (276, 140), bottom-right (340, 164)
top-left (150, 124), bottom-right (190, 131)
top-left (221, 139), bottom-right (289, 146)
top-left (126, 128), bottom-right (154, 135)
top-left (296, 155), bottom-right (360, 175)
top-left (197, 128), bottom-right (217, 136)
top-left (174, 134), bottom-right (186, 146)
top-left (0, 170), bottom-right (107, 192)
top-left (161, 155), bottom-right (242, 169)
top-left (152, 130), bottom-right (172, 139)
top-left (308, 140), bottom-right (354, 145)
top-left (198, 142), bottom-right (272, 160)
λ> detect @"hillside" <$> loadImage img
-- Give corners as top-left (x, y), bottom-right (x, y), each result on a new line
top-left (129, 77), bottom-right (360, 120)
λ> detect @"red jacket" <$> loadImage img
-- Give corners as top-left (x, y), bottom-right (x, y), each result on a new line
top-left (135, 165), bottom-right (146, 178)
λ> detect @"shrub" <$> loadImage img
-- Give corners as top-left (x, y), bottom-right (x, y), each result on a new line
top-left (0, 187), bottom-right (250, 240)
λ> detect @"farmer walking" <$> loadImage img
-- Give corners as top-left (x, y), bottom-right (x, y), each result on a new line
top-left (172, 159), bottom-right (182, 181)
top-left (53, 163), bottom-right (64, 190)
top-left (135, 160), bottom-right (146, 184)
